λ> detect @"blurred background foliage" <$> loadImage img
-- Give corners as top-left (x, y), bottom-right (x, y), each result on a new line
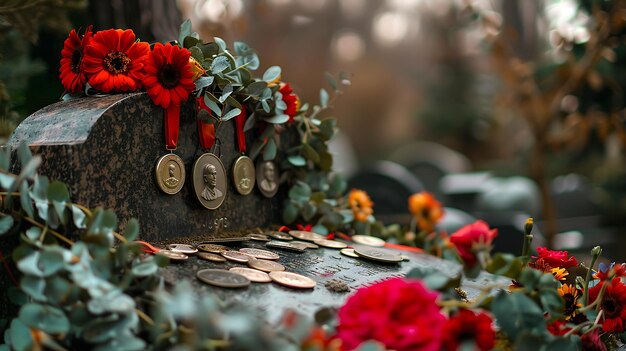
top-left (3, 0), bottom-right (626, 241)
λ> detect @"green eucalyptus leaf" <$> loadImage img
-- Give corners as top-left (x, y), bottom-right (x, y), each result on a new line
top-left (178, 19), bottom-right (192, 48)
top-left (123, 219), bottom-right (140, 241)
top-left (543, 335), bottom-right (581, 351)
top-left (492, 291), bottom-right (545, 341)
top-left (8, 319), bottom-right (34, 351)
top-left (225, 95), bottom-right (242, 109)
top-left (24, 227), bottom-right (40, 241)
top-left (189, 45), bottom-right (204, 62)
top-left (319, 151), bottom-right (333, 172)
top-left (199, 42), bottom-right (220, 57)
top-left (40, 249), bottom-right (64, 276)
top-left (288, 155), bottom-right (306, 167)
top-left (243, 112), bottom-right (257, 132)
top-left (204, 94), bottom-right (222, 117)
top-left (17, 252), bottom-right (42, 277)
top-left (328, 174), bottom-right (347, 197)
top-left (540, 289), bottom-right (564, 315)
top-left (219, 84), bottom-right (233, 103)
top-left (325, 72), bottom-right (338, 92)
top-left (318, 118), bottom-right (336, 141)
top-left (289, 181), bottom-right (311, 203)
top-left (19, 181), bottom-right (34, 218)
top-left (0, 215), bottom-right (14, 236)
top-left (261, 100), bottom-right (271, 113)
top-left (311, 224), bottom-right (328, 235)
top-left (93, 332), bottom-right (146, 351)
top-left (0, 173), bottom-right (14, 189)
top-left (221, 107), bottom-right (242, 122)
top-left (17, 143), bottom-right (32, 168)
top-left (250, 140), bottom-right (265, 160)
top-left (487, 253), bottom-right (523, 278)
top-left (320, 88), bottom-right (329, 108)
top-left (302, 143), bottom-right (320, 163)
top-left (263, 66), bottom-right (281, 82)
top-left (265, 114), bottom-right (290, 124)
top-left (0, 147), bottom-right (10, 171)
top-left (194, 76), bottom-right (214, 91)
top-left (211, 56), bottom-right (230, 74)
top-left (152, 253), bottom-right (169, 267)
top-left (247, 81), bottom-right (267, 97)
top-left (71, 205), bottom-right (87, 228)
top-left (45, 276), bottom-right (72, 305)
top-left (263, 138), bottom-right (277, 161)
top-left (282, 201), bottom-right (299, 224)
top-left (18, 156), bottom-right (41, 181)
top-left (214, 37), bottom-right (227, 51)
top-left (131, 260), bottom-right (158, 277)
top-left (183, 35), bottom-right (200, 48)
top-left (302, 202), bottom-right (317, 221)
top-left (19, 303), bottom-right (69, 334)
top-left (21, 275), bottom-right (46, 301)
top-left (320, 212), bottom-right (343, 228)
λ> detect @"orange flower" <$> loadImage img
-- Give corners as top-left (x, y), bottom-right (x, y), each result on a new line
top-left (408, 192), bottom-right (444, 233)
top-left (348, 189), bottom-right (373, 222)
top-left (83, 29), bottom-right (149, 93)
top-left (142, 43), bottom-right (196, 109)
top-left (551, 267), bottom-right (569, 281)
top-left (189, 56), bottom-right (206, 81)
top-left (59, 26), bottom-right (92, 93)
top-left (558, 284), bottom-right (582, 321)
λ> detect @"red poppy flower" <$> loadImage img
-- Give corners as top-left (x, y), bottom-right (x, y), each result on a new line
top-left (449, 220), bottom-right (498, 267)
top-left (408, 192), bottom-right (444, 233)
top-left (279, 82), bottom-right (300, 122)
top-left (589, 278), bottom-right (626, 333)
top-left (59, 26), bottom-right (93, 93)
top-left (142, 43), bottom-right (195, 109)
top-left (442, 309), bottom-right (495, 351)
top-left (336, 277), bottom-right (445, 351)
top-left (594, 262), bottom-right (626, 281)
top-left (530, 247), bottom-right (578, 271)
top-left (82, 29), bottom-right (149, 93)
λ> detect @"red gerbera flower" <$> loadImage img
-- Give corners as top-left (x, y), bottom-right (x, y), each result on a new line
top-left (442, 309), bottom-right (495, 351)
top-left (594, 262), bottom-right (626, 281)
top-left (83, 29), bottom-right (149, 93)
top-left (589, 278), bottom-right (626, 333)
top-left (530, 247), bottom-right (578, 271)
top-left (337, 278), bottom-right (445, 351)
top-left (142, 43), bottom-right (195, 109)
top-left (279, 82), bottom-right (300, 122)
top-left (59, 26), bottom-right (93, 93)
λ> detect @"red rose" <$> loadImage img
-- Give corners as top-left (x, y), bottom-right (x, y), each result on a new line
top-left (449, 220), bottom-right (497, 267)
top-left (337, 278), bottom-right (445, 351)
top-left (530, 247), bottom-right (578, 271)
top-left (442, 309), bottom-right (495, 351)
top-left (589, 278), bottom-right (626, 333)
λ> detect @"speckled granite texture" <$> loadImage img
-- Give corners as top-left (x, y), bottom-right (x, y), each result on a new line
top-left (7, 93), bottom-right (283, 241)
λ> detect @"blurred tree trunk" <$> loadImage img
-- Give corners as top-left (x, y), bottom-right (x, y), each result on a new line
top-left (88, 0), bottom-right (182, 42)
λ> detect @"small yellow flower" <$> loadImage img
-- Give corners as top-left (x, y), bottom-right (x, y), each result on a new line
top-left (189, 56), bottom-right (206, 81)
top-left (551, 267), bottom-right (569, 281)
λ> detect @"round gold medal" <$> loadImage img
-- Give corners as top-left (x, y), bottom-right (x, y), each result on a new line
top-left (232, 155), bottom-right (255, 195)
top-left (155, 154), bottom-right (185, 195)
top-left (192, 153), bottom-right (227, 210)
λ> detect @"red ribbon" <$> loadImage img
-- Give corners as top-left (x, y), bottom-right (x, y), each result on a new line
top-left (164, 105), bottom-right (180, 149)
top-left (196, 97), bottom-right (216, 150)
top-left (234, 106), bottom-right (247, 152)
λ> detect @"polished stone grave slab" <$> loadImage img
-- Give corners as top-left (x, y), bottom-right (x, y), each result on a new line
top-left (160, 239), bottom-right (508, 323)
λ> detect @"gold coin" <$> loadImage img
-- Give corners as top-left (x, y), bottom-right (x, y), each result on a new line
top-left (155, 154), bottom-right (185, 195)
top-left (247, 258), bottom-right (285, 272)
top-left (265, 241), bottom-right (305, 252)
top-left (256, 160), bottom-right (279, 198)
top-left (352, 235), bottom-right (386, 247)
top-left (288, 230), bottom-right (326, 242)
top-left (192, 153), bottom-right (227, 210)
top-left (156, 250), bottom-right (188, 262)
top-left (196, 269), bottom-right (250, 288)
top-left (269, 271), bottom-right (316, 289)
top-left (198, 252), bottom-right (227, 262)
top-left (167, 244), bottom-right (198, 255)
top-left (229, 267), bottom-right (271, 283)
top-left (221, 250), bottom-right (251, 263)
top-left (248, 234), bottom-right (271, 242)
top-left (197, 243), bottom-right (229, 254)
top-left (232, 156), bottom-right (255, 195)
top-left (239, 248), bottom-right (280, 260)
top-left (353, 247), bottom-right (402, 263)
top-left (340, 248), bottom-right (359, 258)
top-left (266, 231), bottom-right (293, 241)
top-left (313, 239), bottom-right (347, 249)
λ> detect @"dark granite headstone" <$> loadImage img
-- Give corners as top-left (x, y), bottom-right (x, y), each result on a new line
top-left (160, 240), bottom-right (509, 323)
top-left (7, 93), bottom-right (283, 241)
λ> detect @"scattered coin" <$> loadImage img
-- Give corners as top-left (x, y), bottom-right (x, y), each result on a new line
top-left (156, 250), bottom-right (188, 262)
top-left (229, 267), bottom-right (272, 283)
top-left (354, 247), bottom-right (403, 263)
top-left (197, 243), bottom-right (229, 254)
top-left (198, 252), bottom-right (227, 262)
top-left (248, 234), bottom-right (271, 242)
top-left (289, 230), bottom-right (326, 242)
top-left (352, 235), bottom-right (386, 247)
top-left (313, 239), bottom-right (348, 249)
top-left (266, 241), bottom-right (305, 252)
top-left (167, 244), bottom-right (198, 255)
top-left (197, 269), bottom-right (250, 288)
top-left (247, 258), bottom-right (285, 272)
top-left (239, 248), bottom-right (280, 260)
top-left (291, 240), bottom-right (319, 249)
top-left (288, 242), bottom-right (312, 251)
top-left (266, 231), bottom-right (293, 241)
top-left (401, 254), bottom-right (410, 261)
top-left (221, 250), bottom-right (251, 263)
top-left (269, 271), bottom-right (316, 289)
top-left (340, 248), bottom-right (359, 258)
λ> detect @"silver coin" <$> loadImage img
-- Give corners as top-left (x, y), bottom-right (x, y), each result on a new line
top-left (353, 247), bottom-right (402, 263)
top-left (313, 239), bottom-right (347, 249)
top-left (291, 240), bottom-right (319, 249)
top-left (340, 248), bottom-right (359, 258)
top-left (248, 234), bottom-right (271, 242)
top-left (156, 250), bottom-right (188, 262)
top-left (197, 269), bottom-right (250, 288)
top-left (221, 250), bottom-right (251, 263)
top-left (352, 235), bottom-right (386, 247)
top-left (167, 244), bottom-right (198, 255)
top-left (288, 230), bottom-right (326, 242)
top-left (266, 231), bottom-right (293, 241)
top-left (265, 241), bottom-right (305, 252)
top-left (239, 248), bottom-right (280, 260)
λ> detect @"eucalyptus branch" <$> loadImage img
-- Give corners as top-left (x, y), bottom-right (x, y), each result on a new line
top-left (563, 320), bottom-right (594, 338)
top-left (22, 215), bottom-right (74, 246)
top-left (135, 308), bottom-right (154, 326)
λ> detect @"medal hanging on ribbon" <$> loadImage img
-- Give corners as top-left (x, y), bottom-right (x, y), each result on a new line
top-left (193, 96), bottom-right (228, 210)
top-left (231, 106), bottom-right (255, 196)
top-left (155, 104), bottom-right (185, 195)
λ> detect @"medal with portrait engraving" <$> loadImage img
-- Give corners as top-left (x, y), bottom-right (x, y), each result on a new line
top-left (155, 102), bottom-right (185, 195)
top-left (256, 159), bottom-right (279, 198)
top-left (232, 155), bottom-right (255, 195)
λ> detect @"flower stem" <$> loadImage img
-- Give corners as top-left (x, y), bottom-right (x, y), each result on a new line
top-left (521, 218), bottom-right (533, 265)
top-left (582, 246), bottom-right (602, 306)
